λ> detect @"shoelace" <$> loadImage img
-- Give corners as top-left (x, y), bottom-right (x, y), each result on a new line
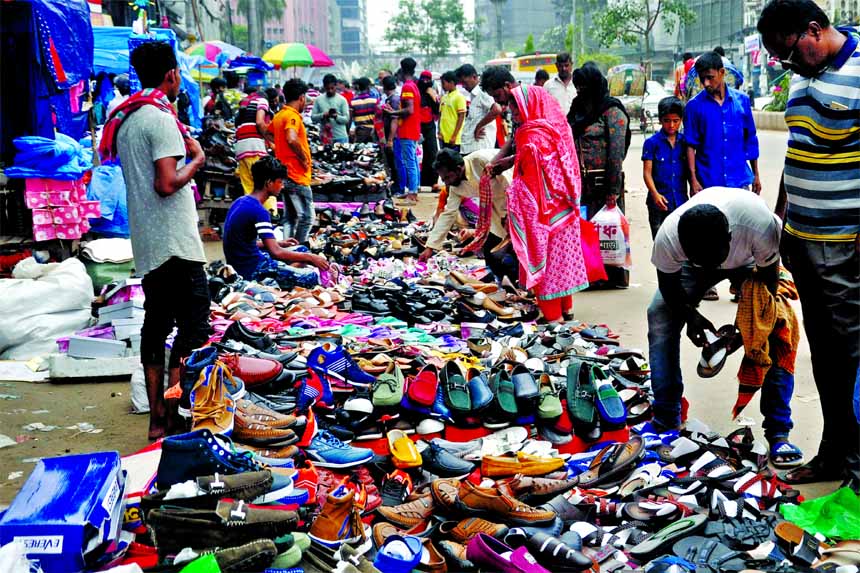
top-left (316, 430), bottom-right (349, 449)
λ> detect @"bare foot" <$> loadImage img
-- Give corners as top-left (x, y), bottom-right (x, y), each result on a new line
top-left (148, 423), bottom-right (167, 441)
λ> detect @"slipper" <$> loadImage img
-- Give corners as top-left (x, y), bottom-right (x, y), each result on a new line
top-left (672, 535), bottom-right (747, 571)
top-left (774, 521), bottom-right (825, 567)
top-left (780, 455), bottom-right (843, 485)
top-left (618, 388), bottom-right (653, 425)
top-left (816, 541), bottom-right (860, 568)
top-left (577, 436), bottom-right (645, 488)
top-left (628, 514), bottom-right (708, 561)
top-left (617, 463), bottom-right (667, 498)
top-left (388, 429), bottom-right (422, 469)
top-left (769, 439), bottom-right (804, 469)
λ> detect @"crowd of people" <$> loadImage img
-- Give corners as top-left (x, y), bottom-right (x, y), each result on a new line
top-left (106, 0), bottom-right (858, 492)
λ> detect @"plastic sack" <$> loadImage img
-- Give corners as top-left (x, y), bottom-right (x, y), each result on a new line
top-left (130, 365), bottom-right (149, 414)
top-left (780, 487), bottom-right (860, 540)
top-left (591, 204), bottom-right (632, 269)
top-left (0, 541), bottom-right (42, 573)
top-left (0, 258), bottom-right (94, 360)
top-left (87, 165), bottom-right (130, 237)
top-left (4, 134), bottom-right (92, 180)
top-left (579, 218), bottom-right (609, 283)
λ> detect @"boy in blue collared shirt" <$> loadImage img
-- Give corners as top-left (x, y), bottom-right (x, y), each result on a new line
top-left (642, 97), bottom-right (689, 238)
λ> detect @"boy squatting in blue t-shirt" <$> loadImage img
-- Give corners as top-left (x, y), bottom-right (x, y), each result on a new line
top-left (642, 96), bottom-right (690, 239)
top-left (221, 156), bottom-right (329, 288)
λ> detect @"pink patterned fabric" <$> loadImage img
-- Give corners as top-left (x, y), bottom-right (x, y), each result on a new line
top-left (506, 85), bottom-right (588, 299)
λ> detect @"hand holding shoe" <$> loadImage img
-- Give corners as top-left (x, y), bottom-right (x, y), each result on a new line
top-left (685, 309), bottom-right (716, 348)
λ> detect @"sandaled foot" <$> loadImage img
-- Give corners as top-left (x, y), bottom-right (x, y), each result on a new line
top-left (781, 455), bottom-right (842, 485)
top-left (769, 439), bottom-right (804, 469)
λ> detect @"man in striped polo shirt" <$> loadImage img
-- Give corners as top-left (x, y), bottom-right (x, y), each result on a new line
top-left (350, 77), bottom-right (378, 143)
top-left (759, 0), bottom-right (859, 491)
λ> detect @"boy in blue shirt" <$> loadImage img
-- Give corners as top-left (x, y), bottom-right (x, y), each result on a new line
top-left (222, 156), bottom-right (328, 289)
top-left (642, 97), bottom-right (689, 239)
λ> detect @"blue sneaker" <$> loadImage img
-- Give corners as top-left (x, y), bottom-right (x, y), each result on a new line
top-left (307, 343), bottom-right (375, 388)
top-left (305, 430), bottom-right (374, 468)
top-left (431, 380), bottom-right (452, 421)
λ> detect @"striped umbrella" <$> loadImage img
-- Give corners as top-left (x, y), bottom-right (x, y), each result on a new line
top-left (185, 41), bottom-right (244, 65)
top-left (262, 43), bottom-right (334, 69)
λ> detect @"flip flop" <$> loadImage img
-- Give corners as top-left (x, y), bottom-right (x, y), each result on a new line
top-left (769, 439), bottom-right (804, 469)
top-left (628, 514), bottom-right (708, 561)
top-left (774, 522), bottom-right (826, 567)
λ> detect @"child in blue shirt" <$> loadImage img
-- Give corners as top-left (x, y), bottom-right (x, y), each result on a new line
top-left (222, 156), bottom-right (329, 288)
top-left (642, 97), bottom-right (689, 239)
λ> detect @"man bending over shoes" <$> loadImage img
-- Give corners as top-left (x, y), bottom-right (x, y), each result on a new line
top-left (647, 187), bottom-right (801, 463)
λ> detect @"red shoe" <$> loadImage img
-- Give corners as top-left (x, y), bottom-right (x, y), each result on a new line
top-left (219, 354), bottom-right (283, 387)
top-left (294, 460), bottom-right (320, 505)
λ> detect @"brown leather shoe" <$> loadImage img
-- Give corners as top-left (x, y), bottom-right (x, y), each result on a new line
top-left (236, 399), bottom-right (297, 429)
top-left (438, 540), bottom-right (476, 572)
top-left (309, 486), bottom-right (366, 547)
top-left (429, 478), bottom-right (461, 512)
top-left (456, 480), bottom-right (557, 525)
top-left (375, 493), bottom-right (434, 528)
top-left (372, 521), bottom-right (431, 548)
top-left (418, 539), bottom-right (447, 573)
top-left (441, 517), bottom-right (509, 543)
top-left (496, 474), bottom-right (579, 504)
top-left (234, 412), bottom-right (298, 447)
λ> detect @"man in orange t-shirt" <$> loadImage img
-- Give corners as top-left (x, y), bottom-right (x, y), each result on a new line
top-left (269, 78), bottom-right (314, 243)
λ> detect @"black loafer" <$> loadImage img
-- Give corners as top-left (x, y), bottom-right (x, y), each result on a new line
top-left (525, 531), bottom-right (594, 571)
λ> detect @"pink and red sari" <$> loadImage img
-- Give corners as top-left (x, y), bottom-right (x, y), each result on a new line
top-left (506, 84), bottom-right (588, 303)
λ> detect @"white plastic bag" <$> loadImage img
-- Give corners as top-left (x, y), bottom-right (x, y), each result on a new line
top-left (0, 541), bottom-right (42, 573)
top-left (0, 257), bottom-right (93, 359)
top-left (591, 205), bottom-right (632, 268)
top-left (130, 365), bottom-right (149, 414)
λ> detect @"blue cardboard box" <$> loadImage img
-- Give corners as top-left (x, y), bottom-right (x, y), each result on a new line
top-left (0, 451), bottom-right (126, 573)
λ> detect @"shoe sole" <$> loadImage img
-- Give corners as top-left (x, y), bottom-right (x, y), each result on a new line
top-left (306, 453), bottom-right (375, 469)
top-left (308, 524), bottom-right (372, 549)
top-left (254, 486), bottom-right (310, 505)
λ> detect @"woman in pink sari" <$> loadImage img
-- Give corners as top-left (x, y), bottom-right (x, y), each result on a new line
top-left (478, 66), bottom-right (589, 322)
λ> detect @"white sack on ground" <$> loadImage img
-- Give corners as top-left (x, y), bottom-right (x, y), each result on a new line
top-left (0, 257), bottom-right (93, 359)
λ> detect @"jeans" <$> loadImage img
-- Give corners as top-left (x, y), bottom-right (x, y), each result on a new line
top-left (398, 138), bottom-right (420, 193)
top-left (647, 264), bottom-right (753, 429)
top-left (333, 136), bottom-right (349, 144)
top-left (253, 251), bottom-right (319, 290)
top-left (141, 258), bottom-right (210, 369)
top-left (783, 234), bottom-right (860, 478)
top-left (393, 139), bottom-right (406, 194)
top-left (761, 366), bottom-right (794, 441)
top-left (420, 122), bottom-right (438, 187)
top-left (281, 179), bottom-right (314, 244)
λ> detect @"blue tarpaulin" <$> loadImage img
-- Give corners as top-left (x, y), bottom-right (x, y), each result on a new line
top-left (92, 26), bottom-right (203, 128)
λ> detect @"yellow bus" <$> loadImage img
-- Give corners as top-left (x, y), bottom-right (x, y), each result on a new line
top-left (514, 54), bottom-right (557, 74)
top-left (486, 57), bottom-right (514, 70)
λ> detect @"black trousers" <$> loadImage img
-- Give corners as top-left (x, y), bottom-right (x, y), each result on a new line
top-left (483, 233), bottom-right (519, 285)
top-left (383, 145), bottom-right (400, 192)
top-left (141, 257), bottom-right (211, 369)
top-left (420, 122), bottom-right (438, 188)
top-left (783, 234), bottom-right (860, 480)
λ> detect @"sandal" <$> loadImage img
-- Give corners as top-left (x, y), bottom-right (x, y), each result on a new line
top-left (774, 522), bottom-right (826, 567)
top-left (577, 436), bottom-right (645, 488)
top-left (769, 439), bottom-right (804, 469)
top-left (672, 535), bottom-right (747, 571)
top-left (628, 514), bottom-right (708, 561)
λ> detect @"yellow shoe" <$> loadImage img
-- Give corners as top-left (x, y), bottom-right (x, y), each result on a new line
top-left (388, 429), bottom-right (422, 469)
top-left (481, 451), bottom-right (565, 477)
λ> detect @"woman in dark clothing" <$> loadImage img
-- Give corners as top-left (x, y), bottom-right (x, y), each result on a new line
top-left (417, 71), bottom-right (440, 188)
top-left (568, 62), bottom-right (632, 288)
top-left (568, 63), bottom-right (631, 219)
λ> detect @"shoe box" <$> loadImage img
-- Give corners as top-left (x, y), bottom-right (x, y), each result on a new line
top-left (120, 442), bottom-right (162, 534)
top-left (0, 451), bottom-right (127, 573)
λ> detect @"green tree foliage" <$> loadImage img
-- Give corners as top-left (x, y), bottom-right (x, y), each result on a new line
top-left (538, 25), bottom-right (565, 52)
top-left (522, 33), bottom-right (535, 55)
top-left (237, 0), bottom-right (285, 25)
top-left (576, 52), bottom-right (622, 73)
top-left (384, 0), bottom-right (474, 63)
top-left (565, 23), bottom-right (574, 54)
top-left (231, 25), bottom-right (249, 51)
top-left (592, 0), bottom-right (695, 58)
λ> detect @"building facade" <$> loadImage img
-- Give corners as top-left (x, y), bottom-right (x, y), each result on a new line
top-left (333, 0), bottom-right (368, 56)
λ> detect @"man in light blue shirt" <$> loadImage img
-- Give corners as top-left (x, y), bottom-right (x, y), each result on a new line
top-left (684, 52), bottom-right (761, 195)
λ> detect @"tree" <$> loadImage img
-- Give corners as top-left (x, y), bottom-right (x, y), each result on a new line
top-left (538, 25), bottom-right (565, 52)
top-left (592, 0), bottom-right (695, 59)
top-left (564, 22), bottom-right (574, 54)
top-left (231, 25), bottom-right (249, 51)
top-left (236, 0), bottom-right (285, 54)
top-left (384, 0), bottom-right (474, 64)
top-left (577, 52), bottom-right (622, 72)
top-left (522, 33), bottom-right (535, 55)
